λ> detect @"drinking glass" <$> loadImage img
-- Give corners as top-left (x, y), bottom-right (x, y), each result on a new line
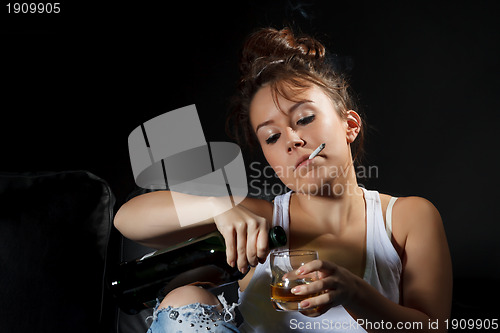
top-left (270, 250), bottom-right (319, 311)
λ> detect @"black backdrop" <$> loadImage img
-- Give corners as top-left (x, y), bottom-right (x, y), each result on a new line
top-left (2, 0), bottom-right (499, 320)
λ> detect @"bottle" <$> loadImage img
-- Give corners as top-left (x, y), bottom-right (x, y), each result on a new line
top-left (109, 226), bottom-right (287, 314)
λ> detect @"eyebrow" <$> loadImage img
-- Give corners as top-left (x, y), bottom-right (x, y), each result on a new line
top-left (255, 100), bottom-right (313, 133)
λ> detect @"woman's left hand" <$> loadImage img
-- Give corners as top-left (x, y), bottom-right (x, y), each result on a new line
top-left (290, 259), bottom-right (360, 317)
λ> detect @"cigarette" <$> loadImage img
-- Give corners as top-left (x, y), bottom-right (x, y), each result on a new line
top-left (309, 143), bottom-right (325, 159)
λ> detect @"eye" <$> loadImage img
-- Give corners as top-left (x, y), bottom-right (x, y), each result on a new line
top-left (297, 115), bottom-right (315, 126)
top-left (265, 133), bottom-right (280, 144)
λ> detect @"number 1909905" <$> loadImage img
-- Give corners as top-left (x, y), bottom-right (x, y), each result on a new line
top-left (6, 3), bottom-right (60, 14)
top-left (445, 318), bottom-right (498, 330)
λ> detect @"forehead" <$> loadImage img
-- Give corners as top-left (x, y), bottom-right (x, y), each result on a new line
top-left (249, 83), bottom-right (331, 129)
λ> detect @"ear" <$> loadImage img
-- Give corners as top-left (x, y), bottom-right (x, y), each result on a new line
top-left (345, 110), bottom-right (362, 143)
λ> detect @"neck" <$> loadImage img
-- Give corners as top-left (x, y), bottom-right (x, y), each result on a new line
top-left (293, 162), bottom-right (365, 234)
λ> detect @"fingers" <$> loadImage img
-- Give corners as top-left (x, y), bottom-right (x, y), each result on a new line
top-left (297, 259), bottom-right (335, 277)
top-left (235, 221), bottom-right (248, 273)
top-left (218, 225), bottom-right (236, 268)
top-left (290, 278), bottom-right (339, 310)
top-left (293, 260), bottom-right (335, 310)
top-left (215, 205), bottom-right (269, 273)
top-left (244, 213), bottom-right (270, 266)
top-left (292, 261), bottom-right (338, 300)
top-left (299, 290), bottom-right (339, 310)
top-left (292, 261), bottom-right (355, 311)
top-left (291, 278), bottom-right (335, 297)
top-left (240, 213), bottom-right (269, 270)
top-left (255, 217), bottom-right (270, 264)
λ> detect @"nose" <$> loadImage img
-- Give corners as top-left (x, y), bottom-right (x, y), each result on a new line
top-left (284, 127), bottom-right (305, 152)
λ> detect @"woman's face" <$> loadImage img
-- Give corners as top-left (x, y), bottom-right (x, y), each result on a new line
top-left (249, 83), bottom-right (359, 194)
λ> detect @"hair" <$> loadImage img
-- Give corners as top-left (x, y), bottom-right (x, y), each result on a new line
top-left (226, 27), bottom-right (365, 164)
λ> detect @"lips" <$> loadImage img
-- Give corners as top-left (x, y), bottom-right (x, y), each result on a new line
top-left (295, 154), bottom-right (311, 170)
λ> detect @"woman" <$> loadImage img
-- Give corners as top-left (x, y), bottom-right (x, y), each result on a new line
top-left (114, 27), bottom-right (452, 332)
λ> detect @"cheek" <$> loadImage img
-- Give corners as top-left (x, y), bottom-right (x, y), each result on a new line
top-left (317, 116), bottom-right (342, 134)
top-left (261, 150), bottom-right (290, 181)
top-left (316, 117), bottom-right (347, 145)
top-left (262, 150), bottom-right (280, 171)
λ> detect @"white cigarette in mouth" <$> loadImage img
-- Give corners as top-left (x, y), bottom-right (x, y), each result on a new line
top-left (309, 143), bottom-right (325, 159)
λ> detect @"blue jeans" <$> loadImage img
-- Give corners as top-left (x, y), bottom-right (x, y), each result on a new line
top-left (146, 295), bottom-right (240, 333)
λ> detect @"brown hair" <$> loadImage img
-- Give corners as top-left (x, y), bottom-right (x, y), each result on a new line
top-left (227, 27), bottom-right (365, 164)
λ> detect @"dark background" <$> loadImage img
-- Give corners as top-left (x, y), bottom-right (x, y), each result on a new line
top-left (2, 0), bottom-right (499, 320)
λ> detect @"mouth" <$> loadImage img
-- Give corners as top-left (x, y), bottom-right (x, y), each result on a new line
top-left (295, 154), bottom-right (312, 170)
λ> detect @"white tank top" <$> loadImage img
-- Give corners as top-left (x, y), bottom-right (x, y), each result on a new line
top-left (237, 188), bottom-right (402, 332)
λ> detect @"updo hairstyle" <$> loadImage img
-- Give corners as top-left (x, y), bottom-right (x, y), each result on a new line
top-left (227, 27), bottom-right (364, 163)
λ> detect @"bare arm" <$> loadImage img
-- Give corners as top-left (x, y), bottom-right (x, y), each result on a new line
top-left (296, 197), bottom-right (453, 332)
top-left (114, 190), bottom-right (274, 272)
top-left (114, 191), bottom-right (218, 249)
top-left (349, 197), bottom-right (452, 331)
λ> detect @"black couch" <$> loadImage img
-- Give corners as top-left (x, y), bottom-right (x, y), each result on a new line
top-left (0, 170), bottom-right (240, 333)
top-left (0, 171), bottom-right (115, 332)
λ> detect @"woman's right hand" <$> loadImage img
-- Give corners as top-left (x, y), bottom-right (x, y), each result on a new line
top-left (213, 203), bottom-right (270, 274)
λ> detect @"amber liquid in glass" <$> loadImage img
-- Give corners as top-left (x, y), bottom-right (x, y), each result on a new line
top-left (270, 279), bottom-right (319, 311)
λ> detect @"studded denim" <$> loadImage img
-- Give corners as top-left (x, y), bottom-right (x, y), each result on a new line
top-left (146, 298), bottom-right (240, 333)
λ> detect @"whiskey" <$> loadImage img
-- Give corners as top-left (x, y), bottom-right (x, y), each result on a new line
top-left (270, 279), bottom-right (319, 311)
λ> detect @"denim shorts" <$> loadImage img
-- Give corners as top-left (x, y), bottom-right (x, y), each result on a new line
top-left (146, 293), bottom-right (240, 333)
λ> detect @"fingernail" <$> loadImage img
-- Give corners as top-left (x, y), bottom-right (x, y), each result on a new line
top-left (291, 287), bottom-right (301, 294)
top-left (300, 301), bottom-right (310, 308)
top-left (240, 266), bottom-right (247, 274)
top-left (296, 267), bottom-right (304, 275)
top-left (229, 261), bottom-right (235, 267)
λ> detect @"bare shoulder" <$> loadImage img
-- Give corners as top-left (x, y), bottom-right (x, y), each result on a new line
top-left (394, 196), bottom-right (441, 223)
top-left (379, 193), bottom-right (444, 250)
top-left (380, 194), bottom-right (452, 321)
top-left (380, 193), bottom-right (441, 221)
